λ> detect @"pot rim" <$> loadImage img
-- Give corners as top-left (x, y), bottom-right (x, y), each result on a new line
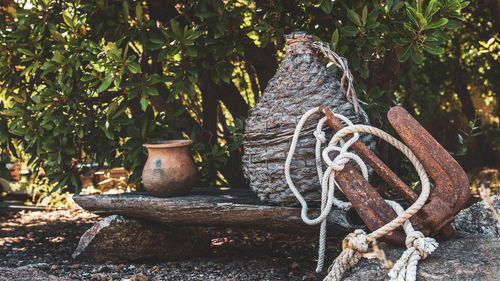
top-left (143, 139), bottom-right (193, 148)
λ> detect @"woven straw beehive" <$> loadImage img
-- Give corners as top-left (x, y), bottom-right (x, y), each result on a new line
top-left (242, 32), bottom-right (375, 205)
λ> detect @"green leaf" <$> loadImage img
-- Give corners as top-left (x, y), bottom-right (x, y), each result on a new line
top-left (136, 3), bottom-right (143, 23)
top-left (446, 19), bottom-right (463, 30)
top-left (114, 67), bottom-right (124, 88)
top-left (361, 6), bottom-right (368, 25)
top-left (122, 0), bottom-right (129, 21)
top-left (18, 48), bottom-right (34, 57)
top-left (422, 18), bottom-right (448, 30)
top-left (105, 42), bottom-right (122, 61)
top-left (81, 75), bottom-right (94, 82)
top-left (459, 1), bottom-right (470, 10)
top-left (102, 126), bottom-right (115, 140)
top-left (149, 36), bottom-right (165, 45)
top-left (367, 8), bottom-right (378, 24)
top-left (347, 9), bottom-right (361, 26)
top-left (97, 72), bottom-right (113, 93)
top-left (331, 28), bottom-right (339, 47)
top-left (194, 11), bottom-right (217, 18)
top-left (417, 12), bottom-right (427, 26)
top-left (127, 88), bottom-right (140, 100)
top-left (186, 47), bottom-right (197, 57)
top-left (397, 44), bottom-right (412, 62)
top-left (403, 22), bottom-right (416, 32)
top-left (411, 51), bottom-right (424, 64)
top-left (343, 26), bottom-right (358, 36)
top-left (216, 63), bottom-right (232, 83)
top-left (144, 86), bottom-right (158, 96)
top-left (62, 10), bottom-right (74, 28)
top-left (366, 21), bottom-right (380, 29)
top-left (320, 0), bottom-right (333, 14)
top-left (171, 19), bottom-right (183, 39)
top-left (423, 44), bottom-right (444, 55)
top-left (424, 0), bottom-right (438, 20)
top-left (405, 4), bottom-right (419, 26)
top-left (127, 61), bottom-right (141, 74)
top-left (52, 51), bottom-right (65, 63)
top-left (107, 101), bottom-right (119, 117)
top-left (111, 104), bottom-right (127, 119)
top-left (392, 1), bottom-right (405, 12)
top-left (139, 96), bottom-right (148, 111)
top-left (186, 30), bottom-right (203, 41)
top-left (49, 29), bottom-right (65, 42)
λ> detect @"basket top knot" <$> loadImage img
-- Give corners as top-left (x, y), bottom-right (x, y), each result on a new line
top-left (285, 32), bottom-right (314, 55)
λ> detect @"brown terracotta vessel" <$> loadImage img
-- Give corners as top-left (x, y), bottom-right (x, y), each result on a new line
top-left (142, 140), bottom-right (197, 197)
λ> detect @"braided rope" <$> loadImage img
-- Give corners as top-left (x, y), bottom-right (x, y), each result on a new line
top-left (284, 107), bottom-right (434, 281)
top-left (329, 125), bottom-right (430, 241)
top-left (285, 107), bottom-right (364, 272)
top-left (312, 42), bottom-right (359, 112)
top-left (386, 201), bottom-right (439, 281)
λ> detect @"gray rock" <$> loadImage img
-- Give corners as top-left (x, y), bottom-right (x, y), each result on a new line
top-left (72, 215), bottom-right (210, 262)
top-left (453, 195), bottom-right (500, 237)
top-left (16, 263), bottom-right (49, 270)
top-left (341, 235), bottom-right (500, 281)
top-left (339, 198), bottom-right (500, 280)
top-left (0, 267), bottom-right (73, 281)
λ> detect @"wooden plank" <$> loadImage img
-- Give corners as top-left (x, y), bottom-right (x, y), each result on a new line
top-left (73, 187), bottom-right (358, 236)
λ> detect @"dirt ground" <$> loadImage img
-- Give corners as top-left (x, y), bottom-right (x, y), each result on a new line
top-left (0, 209), bottom-right (338, 281)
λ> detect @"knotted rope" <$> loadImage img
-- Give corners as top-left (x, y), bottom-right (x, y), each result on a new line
top-left (312, 42), bottom-right (359, 112)
top-left (284, 107), bottom-right (436, 281)
top-left (386, 200), bottom-right (438, 281)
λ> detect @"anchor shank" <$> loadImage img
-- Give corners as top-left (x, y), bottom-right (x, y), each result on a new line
top-left (319, 106), bottom-right (418, 203)
top-left (332, 160), bottom-right (406, 245)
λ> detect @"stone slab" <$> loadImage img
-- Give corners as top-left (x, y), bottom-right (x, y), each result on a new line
top-left (342, 235), bottom-right (500, 281)
top-left (72, 215), bottom-right (210, 262)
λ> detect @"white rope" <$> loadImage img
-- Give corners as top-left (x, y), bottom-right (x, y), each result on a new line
top-left (386, 200), bottom-right (439, 281)
top-left (285, 107), bottom-right (364, 272)
top-left (284, 107), bottom-right (435, 280)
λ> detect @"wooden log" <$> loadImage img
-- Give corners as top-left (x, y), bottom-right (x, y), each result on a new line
top-left (73, 187), bottom-right (358, 236)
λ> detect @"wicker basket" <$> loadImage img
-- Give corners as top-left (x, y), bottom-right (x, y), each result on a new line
top-left (242, 32), bottom-right (375, 205)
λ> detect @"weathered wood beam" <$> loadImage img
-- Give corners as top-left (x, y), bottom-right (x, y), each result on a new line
top-left (73, 187), bottom-right (358, 236)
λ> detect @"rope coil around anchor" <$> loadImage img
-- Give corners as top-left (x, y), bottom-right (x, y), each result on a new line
top-left (284, 107), bottom-right (438, 281)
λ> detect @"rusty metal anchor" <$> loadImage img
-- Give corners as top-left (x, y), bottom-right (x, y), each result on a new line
top-left (319, 105), bottom-right (470, 245)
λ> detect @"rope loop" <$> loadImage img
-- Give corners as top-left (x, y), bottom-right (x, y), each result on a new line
top-left (285, 106), bottom-right (436, 281)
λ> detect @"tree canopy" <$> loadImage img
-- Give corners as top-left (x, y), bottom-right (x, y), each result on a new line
top-left (0, 0), bottom-right (498, 192)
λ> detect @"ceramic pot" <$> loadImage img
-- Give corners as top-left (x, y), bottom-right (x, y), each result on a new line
top-left (142, 140), bottom-right (197, 197)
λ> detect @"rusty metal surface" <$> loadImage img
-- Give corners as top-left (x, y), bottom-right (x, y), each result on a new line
top-left (387, 106), bottom-right (470, 239)
top-left (332, 158), bottom-right (406, 245)
top-left (319, 106), bottom-right (418, 203)
top-left (318, 106), bottom-right (470, 245)
top-left (320, 106), bottom-right (430, 237)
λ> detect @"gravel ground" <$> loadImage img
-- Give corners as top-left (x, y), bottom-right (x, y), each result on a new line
top-left (0, 209), bottom-right (342, 280)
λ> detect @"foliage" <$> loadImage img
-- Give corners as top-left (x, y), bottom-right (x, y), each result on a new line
top-left (24, 177), bottom-right (74, 210)
top-left (0, 0), bottom-right (497, 193)
top-left (0, 152), bottom-right (11, 181)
